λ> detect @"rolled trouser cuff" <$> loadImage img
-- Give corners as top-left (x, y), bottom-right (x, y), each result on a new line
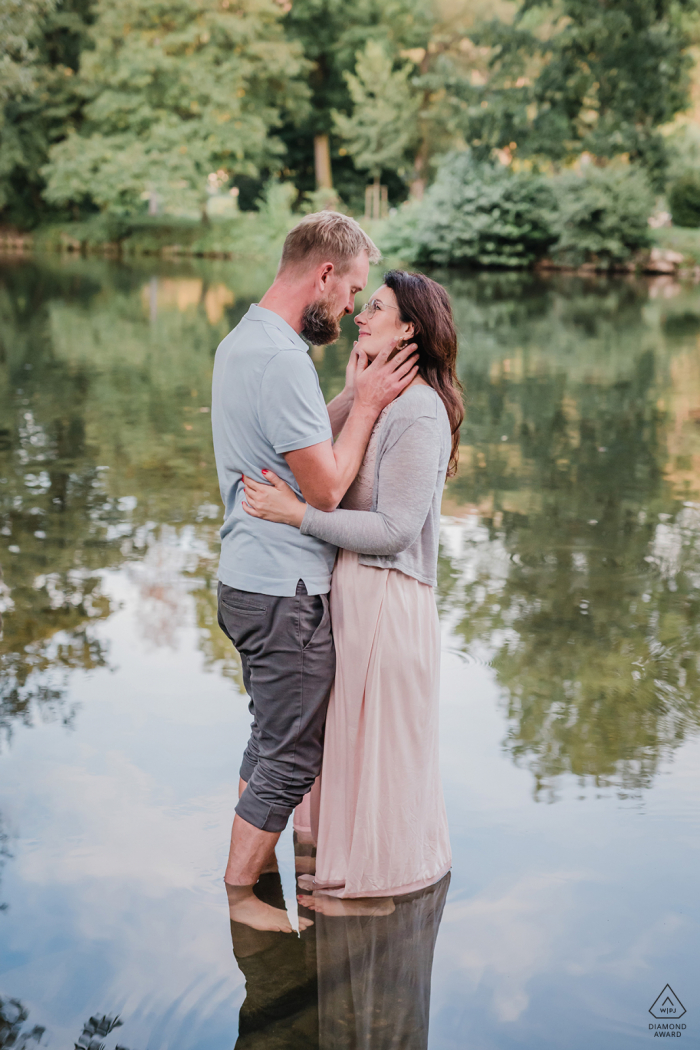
top-left (235, 784), bottom-right (293, 833)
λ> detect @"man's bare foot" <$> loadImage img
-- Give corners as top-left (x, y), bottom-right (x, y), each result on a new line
top-left (297, 893), bottom-right (396, 917)
top-left (225, 882), bottom-right (293, 932)
top-left (297, 914), bottom-right (314, 931)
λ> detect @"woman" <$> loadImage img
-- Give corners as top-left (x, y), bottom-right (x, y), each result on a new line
top-left (242, 270), bottom-right (464, 898)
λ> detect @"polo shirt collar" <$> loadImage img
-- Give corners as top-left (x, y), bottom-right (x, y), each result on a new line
top-left (247, 304), bottom-right (309, 352)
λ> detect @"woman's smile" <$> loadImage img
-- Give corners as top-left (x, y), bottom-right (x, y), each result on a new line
top-left (354, 284), bottom-right (413, 358)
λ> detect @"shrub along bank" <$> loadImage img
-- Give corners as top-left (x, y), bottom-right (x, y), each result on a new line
top-left (2, 155), bottom-right (700, 274)
top-left (0, 182), bottom-right (300, 261)
top-left (379, 153), bottom-right (659, 271)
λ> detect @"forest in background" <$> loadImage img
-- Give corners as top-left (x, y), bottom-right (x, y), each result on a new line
top-left (2, 0), bottom-right (700, 267)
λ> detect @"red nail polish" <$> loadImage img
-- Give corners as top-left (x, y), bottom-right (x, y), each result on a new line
top-left (262, 469), bottom-right (268, 474)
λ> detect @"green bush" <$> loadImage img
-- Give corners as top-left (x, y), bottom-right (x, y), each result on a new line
top-left (381, 153), bottom-right (655, 270)
top-left (668, 173), bottom-right (700, 229)
top-left (381, 152), bottom-right (557, 268)
top-left (550, 165), bottom-right (654, 265)
top-left (28, 181), bottom-right (299, 259)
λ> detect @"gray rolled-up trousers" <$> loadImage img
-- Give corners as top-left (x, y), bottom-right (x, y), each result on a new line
top-left (217, 579), bottom-right (335, 833)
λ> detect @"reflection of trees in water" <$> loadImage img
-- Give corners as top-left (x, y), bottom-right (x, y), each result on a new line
top-left (4, 260), bottom-right (700, 792)
top-left (0, 811), bottom-right (11, 913)
top-left (0, 1002), bottom-right (137, 1050)
top-left (74, 1013), bottom-right (133, 1050)
top-left (0, 997), bottom-right (45, 1049)
top-left (0, 257), bottom-right (250, 740)
top-left (439, 274), bottom-right (700, 797)
top-left (195, 580), bottom-right (244, 689)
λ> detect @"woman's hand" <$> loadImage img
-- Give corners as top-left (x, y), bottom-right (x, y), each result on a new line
top-left (242, 471), bottom-right (306, 528)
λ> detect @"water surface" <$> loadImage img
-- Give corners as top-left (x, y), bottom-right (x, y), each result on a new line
top-left (0, 256), bottom-right (698, 1048)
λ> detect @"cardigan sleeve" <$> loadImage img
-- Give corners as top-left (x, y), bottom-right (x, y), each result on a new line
top-left (299, 415), bottom-right (441, 555)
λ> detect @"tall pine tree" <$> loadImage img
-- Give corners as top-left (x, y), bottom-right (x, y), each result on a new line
top-left (277, 0), bottom-right (431, 208)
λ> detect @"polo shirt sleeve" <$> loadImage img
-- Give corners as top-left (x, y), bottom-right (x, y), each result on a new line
top-left (259, 350), bottom-right (332, 454)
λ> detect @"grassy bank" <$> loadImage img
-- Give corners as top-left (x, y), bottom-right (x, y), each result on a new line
top-left (2, 211), bottom-right (700, 276)
top-left (0, 213), bottom-right (291, 261)
top-left (651, 225), bottom-right (700, 264)
top-left (0, 183), bottom-right (300, 263)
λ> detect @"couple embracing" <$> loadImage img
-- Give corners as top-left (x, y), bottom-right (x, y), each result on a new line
top-left (212, 211), bottom-right (463, 932)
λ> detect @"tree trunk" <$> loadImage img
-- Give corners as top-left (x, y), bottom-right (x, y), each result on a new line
top-left (364, 177), bottom-right (381, 220)
top-left (314, 134), bottom-right (333, 190)
top-left (410, 150), bottom-right (427, 200)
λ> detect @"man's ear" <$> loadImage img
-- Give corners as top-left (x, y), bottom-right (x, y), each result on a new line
top-left (318, 262), bottom-right (334, 290)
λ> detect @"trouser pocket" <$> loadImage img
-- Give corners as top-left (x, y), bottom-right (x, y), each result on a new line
top-left (299, 591), bottom-right (330, 651)
top-left (217, 583), bottom-right (270, 650)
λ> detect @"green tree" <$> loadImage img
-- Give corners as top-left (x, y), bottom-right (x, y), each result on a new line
top-left (465, 0), bottom-right (698, 184)
top-left (301, 0), bottom-right (515, 202)
top-left (0, 0), bottom-right (92, 226)
top-left (332, 41), bottom-right (420, 183)
top-left (41, 0), bottom-right (310, 217)
top-left (394, 0), bottom-right (515, 197)
top-left (439, 274), bottom-right (700, 797)
top-left (0, 0), bottom-right (55, 106)
top-left (278, 0), bottom-right (431, 208)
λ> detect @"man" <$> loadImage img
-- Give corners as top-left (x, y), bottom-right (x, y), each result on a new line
top-left (212, 211), bottom-right (418, 931)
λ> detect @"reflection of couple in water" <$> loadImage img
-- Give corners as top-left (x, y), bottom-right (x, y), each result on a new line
top-left (212, 212), bottom-right (462, 944)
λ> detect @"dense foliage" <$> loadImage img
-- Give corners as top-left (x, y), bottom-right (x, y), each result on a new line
top-left (381, 154), bottom-right (654, 268)
top-left (550, 166), bottom-right (654, 265)
top-left (41, 0), bottom-right (310, 217)
top-left (668, 171), bottom-right (700, 227)
top-left (331, 41), bottom-right (420, 183)
top-left (279, 0), bottom-right (434, 207)
top-left (0, 0), bottom-right (91, 226)
top-left (466, 0), bottom-right (698, 187)
top-left (0, 0), bottom-right (697, 226)
top-left (382, 152), bottom-right (557, 267)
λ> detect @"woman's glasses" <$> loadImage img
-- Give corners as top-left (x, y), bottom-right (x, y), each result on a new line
top-left (360, 298), bottom-right (399, 319)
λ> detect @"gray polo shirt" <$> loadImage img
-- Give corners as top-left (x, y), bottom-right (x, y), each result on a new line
top-left (211, 304), bottom-right (336, 596)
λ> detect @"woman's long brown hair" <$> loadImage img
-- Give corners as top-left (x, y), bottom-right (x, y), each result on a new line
top-left (383, 270), bottom-right (464, 477)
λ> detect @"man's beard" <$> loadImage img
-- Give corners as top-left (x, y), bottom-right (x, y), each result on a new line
top-left (300, 300), bottom-right (343, 345)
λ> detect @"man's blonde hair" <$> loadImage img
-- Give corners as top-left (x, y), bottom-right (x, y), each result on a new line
top-left (279, 211), bottom-right (381, 275)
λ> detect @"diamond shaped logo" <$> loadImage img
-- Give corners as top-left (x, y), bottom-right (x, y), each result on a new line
top-left (649, 985), bottom-right (686, 1020)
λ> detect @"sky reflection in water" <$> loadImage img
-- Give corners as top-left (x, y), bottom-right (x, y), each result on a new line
top-left (0, 257), bottom-right (699, 1049)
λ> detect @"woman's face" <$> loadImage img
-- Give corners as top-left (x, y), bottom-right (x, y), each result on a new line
top-left (354, 285), bottom-right (414, 360)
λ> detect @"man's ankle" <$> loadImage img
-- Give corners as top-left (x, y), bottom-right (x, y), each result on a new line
top-left (224, 882), bottom-right (256, 902)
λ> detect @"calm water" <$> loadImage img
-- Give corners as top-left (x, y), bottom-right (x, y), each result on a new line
top-left (1, 255), bottom-right (699, 1049)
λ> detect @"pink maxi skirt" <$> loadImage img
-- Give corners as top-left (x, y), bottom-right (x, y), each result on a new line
top-left (296, 548), bottom-right (452, 898)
